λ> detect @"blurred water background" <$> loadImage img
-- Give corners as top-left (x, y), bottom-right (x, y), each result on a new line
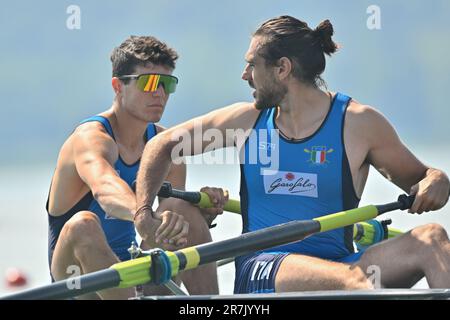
top-left (1, 1), bottom-right (449, 296)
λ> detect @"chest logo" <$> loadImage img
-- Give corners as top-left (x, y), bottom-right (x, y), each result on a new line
top-left (304, 146), bottom-right (334, 165)
top-left (262, 170), bottom-right (318, 198)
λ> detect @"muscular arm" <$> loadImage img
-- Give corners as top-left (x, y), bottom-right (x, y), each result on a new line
top-left (154, 124), bottom-right (187, 209)
top-left (136, 102), bottom-right (259, 208)
top-left (73, 123), bottom-right (136, 221)
top-left (362, 105), bottom-right (449, 212)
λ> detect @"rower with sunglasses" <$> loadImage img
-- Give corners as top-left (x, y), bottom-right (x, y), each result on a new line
top-left (45, 36), bottom-right (227, 299)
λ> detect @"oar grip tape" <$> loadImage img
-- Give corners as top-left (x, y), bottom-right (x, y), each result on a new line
top-left (398, 194), bottom-right (415, 210)
top-left (157, 182), bottom-right (173, 198)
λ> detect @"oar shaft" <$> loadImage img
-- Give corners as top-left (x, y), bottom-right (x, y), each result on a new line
top-left (2, 269), bottom-right (120, 300)
top-left (192, 220), bottom-right (321, 266)
top-left (109, 219), bottom-right (322, 293)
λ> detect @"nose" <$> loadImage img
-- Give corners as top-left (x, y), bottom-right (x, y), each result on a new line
top-left (242, 64), bottom-right (251, 81)
top-left (152, 84), bottom-right (166, 98)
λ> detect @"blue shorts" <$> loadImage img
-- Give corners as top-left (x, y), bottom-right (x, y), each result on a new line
top-left (234, 251), bottom-right (364, 294)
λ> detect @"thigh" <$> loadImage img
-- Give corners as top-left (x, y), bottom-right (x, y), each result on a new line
top-left (275, 253), bottom-right (369, 292)
top-left (354, 231), bottom-right (424, 288)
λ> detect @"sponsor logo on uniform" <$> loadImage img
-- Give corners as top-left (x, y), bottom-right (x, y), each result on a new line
top-left (262, 170), bottom-right (318, 198)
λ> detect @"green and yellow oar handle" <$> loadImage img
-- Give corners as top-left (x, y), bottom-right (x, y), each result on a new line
top-left (157, 181), bottom-right (241, 213)
top-left (158, 182), bottom-right (404, 246)
top-left (2, 194), bottom-right (414, 300)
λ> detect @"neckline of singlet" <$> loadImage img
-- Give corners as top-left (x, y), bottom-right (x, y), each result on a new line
top-left (273, 92), bottom-right (337, 144)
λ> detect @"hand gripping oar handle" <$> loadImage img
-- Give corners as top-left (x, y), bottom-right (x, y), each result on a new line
top-left (157, 182), bottom-right (241, 213)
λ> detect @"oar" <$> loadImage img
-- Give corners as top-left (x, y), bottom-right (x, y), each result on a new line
top-left (157, 182), bottom-right (241, 213)
top-left (158, 182), bottom-right (404, 244)
top-left (1, 194), bottom-right (414, 300)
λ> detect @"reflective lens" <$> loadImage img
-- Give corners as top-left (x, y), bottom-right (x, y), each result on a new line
top-left (135, 74), bottom-right (178, 94)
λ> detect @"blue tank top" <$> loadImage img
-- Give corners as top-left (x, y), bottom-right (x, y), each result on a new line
top-left (239, 93), bottom-right (359, 260)
top-left (47, 116), bottom-right (157, 266)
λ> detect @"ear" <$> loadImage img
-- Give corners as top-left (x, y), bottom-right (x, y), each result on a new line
top-left (276, 57), bottom-right (292, 81)
top-left (112, 77), bottom-right (122, 95)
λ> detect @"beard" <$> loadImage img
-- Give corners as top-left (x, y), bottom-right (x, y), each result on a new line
top-left (253, 80), bottom-right (288, 110)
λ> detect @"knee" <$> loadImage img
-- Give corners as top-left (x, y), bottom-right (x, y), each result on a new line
top-left (62, 211), bottom-right (102, 244)
top-left (411, 223), bottom-right (449, 247)
top-left (347, 268), bottom-right (375, 290)
top-left (173, 200), bottom-right (212, 243)
top-left (159, 198), bottom-right (212, 245)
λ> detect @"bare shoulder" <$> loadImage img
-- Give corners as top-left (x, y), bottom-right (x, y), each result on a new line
top-left (346, 99), bottom-right (386, 123)
top-left (345, 99), bottom-right (396, 142)
top-left (73, 121), bottom-right (115, 144)
top-left (70, 121), bottom-right (119, 162)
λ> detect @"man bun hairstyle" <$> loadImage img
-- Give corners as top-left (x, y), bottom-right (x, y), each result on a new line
top-left (312, 19), bottom-right (338, 56)
top-left (254, 15), bottom-right (338, 87)
top-left (110, 35), bottom-right (179, 83)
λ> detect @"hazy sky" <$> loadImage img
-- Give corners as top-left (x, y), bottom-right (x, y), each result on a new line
top-left (1, 0), bottom-right (449, 165)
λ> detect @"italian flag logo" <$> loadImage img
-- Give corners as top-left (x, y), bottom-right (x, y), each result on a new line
top-left (304, 146), bottom-right (334, 165)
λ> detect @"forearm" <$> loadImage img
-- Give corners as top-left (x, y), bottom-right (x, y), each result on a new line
top-left (136, 134), bottom-right (175, 208)
top-left (93, 177), bottom-right (136, 221)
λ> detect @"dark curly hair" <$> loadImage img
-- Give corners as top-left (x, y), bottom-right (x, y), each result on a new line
top-left (110, 35), bottom-right (179, 83)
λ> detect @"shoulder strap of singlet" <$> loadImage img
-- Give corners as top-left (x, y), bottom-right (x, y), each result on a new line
top-left (146, 123), bottom-right (157, 141)
top-left (79, 115), bottom-right (115, 140)
top-left (314, 92), bottom-right (351, 134)
top-left (334, 92), bottom-right (352, 115)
